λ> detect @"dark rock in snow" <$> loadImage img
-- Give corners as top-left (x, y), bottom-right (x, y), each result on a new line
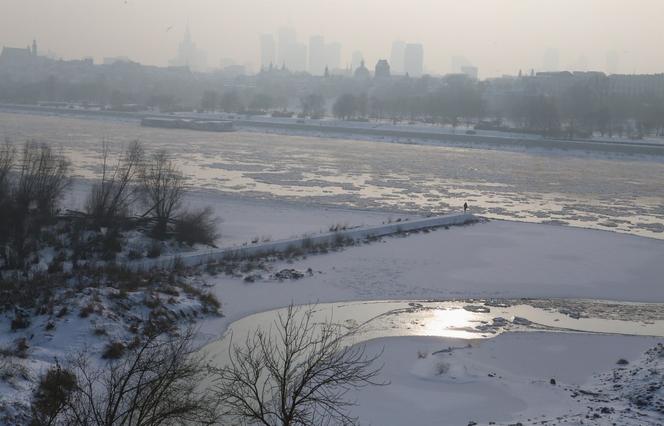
top-left (273, 269), bottom-right (305, 280)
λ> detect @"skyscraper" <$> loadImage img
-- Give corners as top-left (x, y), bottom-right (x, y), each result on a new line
top-left (404, 43), bottom-right (423, 77)
top-left (278, 27), bottom-right (296, 67)
top-left (390, 41), bottom-right (405, 74)
top-left (260, 34), bottom-right (276, 69)
top-left (169, 26), bottom-right (207, 72)
top-left (309, 35), bottom-right (326, 75)
top-left (325, 42), bottom-right (341, 71)
top-left (290, 43), bottom-right (308, 72)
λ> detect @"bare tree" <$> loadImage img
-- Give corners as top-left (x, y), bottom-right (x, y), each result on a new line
top-left (141, 150), bottom-right (186, 238)
top-left (2, 141), bottom-right (70, 268)
top-left (32, 328), bottom-right (218, 426)
top-left (86, 140), bottom-right (144, 226)
top-left (14, 141), bottom-right (70, 218)
top-left (0, 140), bottom-right (15, 247)
top-left (0, 139), bottom-right (14, 199)
top-left (212, 304), bottom-right (384, 426)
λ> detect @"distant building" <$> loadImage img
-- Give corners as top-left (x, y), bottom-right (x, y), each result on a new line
top-left (609, 73), bottom-right (664, 97)
top-left (103, 56), bottom-right (131, 65)
top-left (461, 65), bottom-right (478, 80)
top-left (351, 51), bottom-right (364, 72)
top-left (390, 41), bottom-right (405, 74)
top-left (278, 27), bottom-right (297, 67)
top-left (260, 34), bottom-right (276, 69)
top-left (0, 46), bottom-right (33, 62)
top-left (353, 60), bottom-right (370, 79)
top-left (450, 55), bottom-right (472, 73)
top-left (169, 27), bottom-right (207, 72)
top-left (374, 59), bottom-right (390, 78)
top-left (390, 40), bottom-right (406, 74)
top-left (308, 35), bottom-right (326, 75)
top-left (325, 42), bottom-right (341, 72)
top-left (404, 43), bottom-right (423, 77)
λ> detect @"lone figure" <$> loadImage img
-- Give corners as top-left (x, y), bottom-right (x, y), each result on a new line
top-left (463, 202), bottom-right (468, 212)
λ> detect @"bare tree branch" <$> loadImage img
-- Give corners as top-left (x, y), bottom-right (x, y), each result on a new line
top-left (212, 304), bottom-right (385, 426)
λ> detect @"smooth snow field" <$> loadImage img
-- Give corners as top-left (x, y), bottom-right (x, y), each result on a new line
top-left (2, 111), bottom-right (664, 239)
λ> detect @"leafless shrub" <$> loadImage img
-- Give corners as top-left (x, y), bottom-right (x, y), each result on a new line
top-left (30, 361), bottom-right (77, 425)
top-left (101, 341), bottom-right (125, 359)
top-left (174, 207), bottom-right (218, 246)
top-left (140, 150), bottom-right (186, 238)
top-left (212, 304), bottom-right (385, 426)
top-left (31, 328), bottom-right (217, 425)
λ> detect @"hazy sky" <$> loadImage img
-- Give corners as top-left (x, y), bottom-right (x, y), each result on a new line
top-left (1, 0), bottom-right (662, 77)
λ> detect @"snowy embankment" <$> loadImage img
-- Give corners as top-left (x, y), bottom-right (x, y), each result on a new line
top-left (126, 212), bottom-right (476, 271)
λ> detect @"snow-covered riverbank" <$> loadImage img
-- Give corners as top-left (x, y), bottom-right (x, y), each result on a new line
top-left (2, 188), bottom-right (663, 424)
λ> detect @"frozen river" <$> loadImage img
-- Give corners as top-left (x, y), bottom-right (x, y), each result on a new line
top-left (1, 111), bottom-right (663, 239)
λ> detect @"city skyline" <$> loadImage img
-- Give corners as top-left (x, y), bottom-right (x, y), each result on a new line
top-left (1, 0), bottom-right (663, 77)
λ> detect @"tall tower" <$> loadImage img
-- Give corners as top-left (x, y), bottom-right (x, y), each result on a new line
top-left (390, 41), bottom-right (406, 74)
top-left (32, 39), bottom-right (38, 56)
top-left (404, 43), bottom-right (423, 77)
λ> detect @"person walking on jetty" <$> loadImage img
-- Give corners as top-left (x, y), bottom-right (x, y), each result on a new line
top-left (463, 202), bottom-right (468, 212)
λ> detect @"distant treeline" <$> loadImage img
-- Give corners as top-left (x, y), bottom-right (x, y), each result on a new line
top-left (1, 60), bottom-right (663, 138)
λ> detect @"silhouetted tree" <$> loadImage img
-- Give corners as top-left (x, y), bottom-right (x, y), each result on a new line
top-left (141, 150), bottom-right (186, 238)
top-left (212, 304), bottom-right (384, 426)
top-left (333, 93), bottom-right (356, 120)
top-left (86, 140), bottom-right (144, 227)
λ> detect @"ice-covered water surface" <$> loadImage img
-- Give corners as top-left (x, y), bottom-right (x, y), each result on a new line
top-left (2, 112), bottom-right (663, 238)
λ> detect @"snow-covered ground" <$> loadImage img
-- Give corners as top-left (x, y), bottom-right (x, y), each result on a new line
top-left (350, 334), bottom-right (663, 425)
top-left (1, 192), bottom-right (663, 424)
top-left (193, 216), bottom-right (664, 425)
top-left (200, 219), bottom-right (664, 334)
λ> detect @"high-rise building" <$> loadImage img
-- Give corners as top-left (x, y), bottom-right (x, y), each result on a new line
top-left (260, 34), bottom-right (276, 69)
top-left (169, 26), bottom-right (207, 72)
top-left (404, 43), bottom-right (423, 77)
top-left (390, 41), bottom-right (405, 74)
top-left (278, 27), bottom-right (296, 67)
top-left (309, 35), bottom-right (326, 75)
top-left (451, 55), bottom-right (472, 73)
top-left (325, 42), bottom-right (341, 71)
top-left (290, 43), bottom-right (307, 72)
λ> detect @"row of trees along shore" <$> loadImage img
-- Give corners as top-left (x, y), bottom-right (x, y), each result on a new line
top-left (199, 76), bottom-right (663, 139)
